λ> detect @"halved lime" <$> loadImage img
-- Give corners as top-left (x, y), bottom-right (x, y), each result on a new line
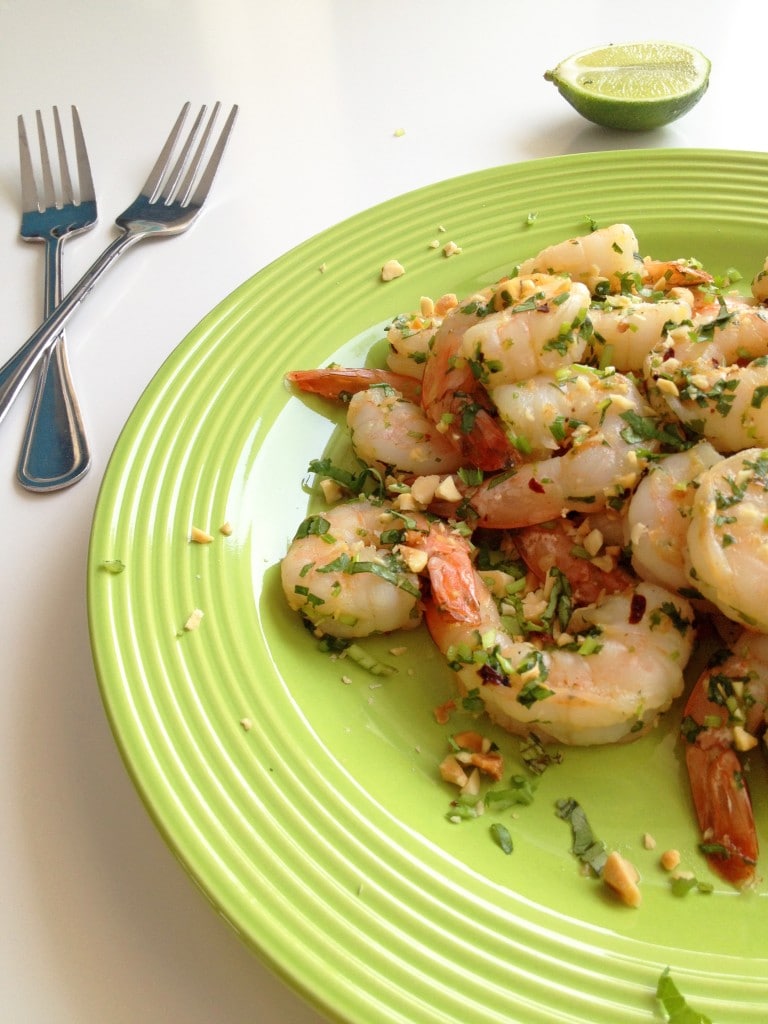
top-left (545, 41), bottom-right (711, 131)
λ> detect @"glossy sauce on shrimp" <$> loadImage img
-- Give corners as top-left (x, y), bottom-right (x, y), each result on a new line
top-left (283, 222), bottom-right (768, 888)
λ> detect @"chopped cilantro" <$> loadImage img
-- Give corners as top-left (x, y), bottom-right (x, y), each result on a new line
top-left (555, 797), bottom-right (608, 876)
top-left (656, 967), bottom-right (712, 1023)
top-left (485, 775), bottom-right (537, 810)
top-left (100, 559), bottom-right (126, 574)
top-left (520, 733), bottom-right (563, 775)
top-left (307, 456), bottom-right (384, 498)
top-left (490, 822), bottom-right (514, 853)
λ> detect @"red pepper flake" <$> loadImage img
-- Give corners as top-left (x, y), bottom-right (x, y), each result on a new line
top-left (480, 663), bottom-right (510, 687)
top-left (628, 592), bottom-right (647, 624)
top-left (528, 478), bottom-right (546, 494)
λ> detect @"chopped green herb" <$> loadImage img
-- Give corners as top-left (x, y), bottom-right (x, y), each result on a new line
top-left (100, 559), bottom-right (126, 574)
top-left (490, 822), bottom-right (514, 853)
top-left (520, 733), bottom-right (563, 775)
top-left (461, 688), bottom-right (485, 713)
top-left (485, 775), bottom-right (537, 810)
top-left (457, 465), bottom-right (484, 487)
top-left (307, 456), bottom-right (384, 498)
top-left (656, 967), bottom-right (712, 1023)
top-left (294, 513), bottom-right (332, 541)
top-left (316, 552), bottom-right (420, 598)
top-left (669, 873), bottom-right (714, 897)
top-left (555, 797), bottom-right (608, 876)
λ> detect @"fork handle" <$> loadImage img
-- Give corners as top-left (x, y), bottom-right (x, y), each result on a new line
top-left (16, 236), bottom-right (91, 491)
top-left (0, 230), bottom-right (141, 426)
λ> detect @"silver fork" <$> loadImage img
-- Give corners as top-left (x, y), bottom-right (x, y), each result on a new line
top-left (0, 101), bottom-right (238, 428)
top-left (17, 106), bottom-right (97, 492)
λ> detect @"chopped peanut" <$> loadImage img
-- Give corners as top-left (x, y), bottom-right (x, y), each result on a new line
top-left (603, 850), bottom-right (642, 908)
top-left (460, 768), bottom-right (481, 797)
top-left (582, 528), bottom-right (603, 557)
top-left (320, 478), bottom-right (344, 504)
top-left (439, 754), bottom-right (468, 788)
top-left (381, 259), bottom-right (405, 282)
top-left (452, 731), bottom-right (488, 753)
top-left (393, 491), bottom-right (418, 511)
top-left (733, 725), bottom-right (759, 752)
top-left (434, 475), bottom-right (463, 502)
top-left (468, 751), bottom-right (504, 781)
top-left (396, 544), bottom-right (428, 574)
top-left (410, 474), bottom-right (440, 506)
top-left (184, 608), bottom-right (204, 631)
top-left (434, 292), bottom-right (458, 315)
top-left (190, 526), bottom-right (214, 544)
top-left (660, 849), bottom-right (681, 872)
top-left (434, 699), bottom-right (456, 725)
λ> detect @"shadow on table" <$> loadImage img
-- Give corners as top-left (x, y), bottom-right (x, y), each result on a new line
top-left (521, 113), bottom-right (692, 160)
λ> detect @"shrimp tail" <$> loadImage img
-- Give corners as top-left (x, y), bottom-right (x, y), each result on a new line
top-left (421, 309), bottom-right (517, 472)
top-left (425, 547), bottom-right (481, 623)
top-left (404, 525), bottom-right (481, 623)
top-left (515, 521), bottom-right (634, 605)
top-left (456, 406), bottom-right (517, 472)
top-left (286, 368), bottom-right (422, 404)
top-left (684, 741), bottom-right (758, 888)
top-left (682, 656), bottom-right (760, 888)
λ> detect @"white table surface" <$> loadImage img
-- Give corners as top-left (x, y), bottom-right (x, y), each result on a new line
top-left (0, 2), bottom-right (761, 1021)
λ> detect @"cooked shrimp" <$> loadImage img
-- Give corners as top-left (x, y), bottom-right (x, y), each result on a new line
top-left (346, 384), bottom-right (464, 475)
top-left (681, 630), bottom-right (768, 887)
top-left (751, 257), bottom-right (768, 303)
top-left (458, 273), bottom-right (591, 386)
top-left (280, 499), bottom-right (478, 638)
top-left (589, 293), bottom-right (694, 372)
top-left (385, 293), bottom-right (459, 379)
top-left (469, 368), bottom-right (659, 527)
top-left (640, 256), bottom-right (714, 293)
top-left (515, 517), bottom-right (634, 605)
top-left (281, 500), bottom-right (424, 638)
top-left (516, 223), bottom-right (642, 293)
top-left (625, 441), bottom-right (723, 594)
top-left (644, 298), bottom-right (768, 451)
top-left (420, 300), bottom-right (517, 471)
top-left (685, 448), bottom-right (768, 631)
top-left (425, 569), bottom-right (695, 746)
top-left (286, 367), bottom-right (423, 404)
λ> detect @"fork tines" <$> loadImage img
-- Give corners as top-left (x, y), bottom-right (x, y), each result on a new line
top-left (17, 105), bottom-right (95, 212)
top-left (142, 102), bottom-right (238, 208)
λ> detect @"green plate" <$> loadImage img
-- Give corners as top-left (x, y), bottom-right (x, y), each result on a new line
top-left (88, 149), bottom-right (768, 1023)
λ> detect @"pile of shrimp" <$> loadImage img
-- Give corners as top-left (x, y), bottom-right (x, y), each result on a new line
top-left (281, 223), bottom-right (768, 888)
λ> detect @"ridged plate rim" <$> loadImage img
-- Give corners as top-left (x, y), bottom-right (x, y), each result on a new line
top-left (88, 149), bottom-right (768, 1023)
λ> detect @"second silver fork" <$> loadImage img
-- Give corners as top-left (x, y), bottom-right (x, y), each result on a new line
top-left (17, 105), bottom-right (96, 492)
